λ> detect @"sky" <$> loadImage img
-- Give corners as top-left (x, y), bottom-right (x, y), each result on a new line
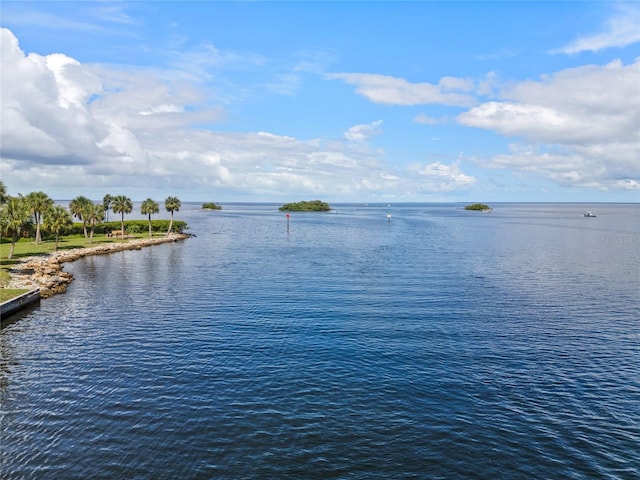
top-left (1, 1), bottom-right (639, 203)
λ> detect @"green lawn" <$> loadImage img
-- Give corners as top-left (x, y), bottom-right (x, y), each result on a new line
top-left (0, 234), bottom-right (127, 259)
top-left (0, 288), bottom-right (31, 303)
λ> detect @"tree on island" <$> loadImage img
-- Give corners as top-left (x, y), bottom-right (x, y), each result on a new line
top-left (165, 196), bottom-right (181, 234)
top-left (279, 200), bottom-right (331, 212)
top-left (0, 195), bottom-right (32, 259)
top-left (141, 198), bottom-right (160, 237)
top-left (464, 203), bottom-right (491, 211)
top-left (112, 195), bottom-right (133, 239)
top-left (25, 191), bottom-right (54, 244)
top-left (202, 202), bottom-right (221, 210)
top-left (44, 205), bottom-right (73, 251)
top-left (69, 196), bottom-right (92, 239)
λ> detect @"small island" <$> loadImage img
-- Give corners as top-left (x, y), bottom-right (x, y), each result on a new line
top-left (202, 202), bottom-right (222, 210)
top-left (279, 200), bottom-right (331, 212)
top-left (464, 203), bottom-right (492, 212)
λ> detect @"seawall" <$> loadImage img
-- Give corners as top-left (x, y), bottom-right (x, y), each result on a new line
top-left (1, 288), bottom-right (41, 320)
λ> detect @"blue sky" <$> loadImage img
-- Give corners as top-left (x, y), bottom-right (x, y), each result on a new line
top-left (1, 1), bottom-right (639, 203)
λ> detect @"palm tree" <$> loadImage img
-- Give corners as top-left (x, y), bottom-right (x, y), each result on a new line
top-left (44, 205), bottom-right (72, 251)
top-left (103, 194), bottom-right (112, 222)
top-left (86, 203), bottom-right (105, 244)
top-left (25, 191), bottom-right (54, 244)
top-left (165, 196), bottom-right (181, 235)
top-left (0, 196), bottom-right (32, 259)
top-left (111, 195), bottom-right (132, 239)
top-left (141, 198), bottom-right (159, 237)
top-left (69, 196), bottom-right (92, 239)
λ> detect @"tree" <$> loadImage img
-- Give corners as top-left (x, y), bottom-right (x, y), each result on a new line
top-left (85, 203), bottom-right (105, 244)
top-left (0, 196), bottom-right (32, 259)
top-left (69, 196), bottom-right (92, 239)
top-left (111, 195), bottom-right (132, 239)
top-left (141, 198), bottom-right (159, 237)
top-left (103, 194), bottom-right (112, 222)
top-left (25, 191), bottom-right (54, 244)
top-left (0, 181), bottom-right (8, 205)
top-left (44, 205), bottom-right (72, 251)
top-left (165, 196), bottom-right (181, 235)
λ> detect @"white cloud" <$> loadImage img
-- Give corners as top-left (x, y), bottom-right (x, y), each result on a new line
top-left (407, 161), bottom-right (476, 192)
top-left (0, 29), bottom-right (105, 165)
top-left (327, 73), bottom-right (476, 107)
top-left (0, 27), bottom-right (495, 201)
top-left (552, 4), bottom-right (640, 54)
top-left (344, 120), bottom-right (383, 141)
top-left (458, 58), bottom-right (640, 191)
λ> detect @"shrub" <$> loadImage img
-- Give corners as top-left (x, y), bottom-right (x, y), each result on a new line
top-left (45, 220), bottom-right (188, 236)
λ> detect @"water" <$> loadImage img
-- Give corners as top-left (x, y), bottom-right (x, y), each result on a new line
top-left (1, 203), bottom-right (639, 479)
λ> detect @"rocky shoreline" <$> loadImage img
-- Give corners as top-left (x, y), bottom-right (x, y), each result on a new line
top-left (6, 233), bottom-right (190, 298)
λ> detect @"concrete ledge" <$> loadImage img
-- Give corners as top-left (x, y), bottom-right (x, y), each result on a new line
top-left (1, 288), bottom-right (41, 321)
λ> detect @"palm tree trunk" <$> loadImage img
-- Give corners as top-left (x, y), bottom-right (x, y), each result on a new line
top-left (35, 214), bottom-right (42, 244)
top-left (167, 212), bottom-right (174, 235)
top-left (55, 232), bottom-right (60, 251)
top-left (8, 234), bottom-right (17, 259)
top-left (148, 214), bottom-right (153, 237)
top-left (121, 213), bottom-right (125, 239)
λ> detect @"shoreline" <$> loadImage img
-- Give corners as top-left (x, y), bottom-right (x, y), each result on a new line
top-left (5, 233), bottom-right (190, 298)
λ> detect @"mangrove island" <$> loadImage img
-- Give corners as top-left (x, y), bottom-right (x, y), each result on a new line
top-left (279, 200), bottom-right (331, 212)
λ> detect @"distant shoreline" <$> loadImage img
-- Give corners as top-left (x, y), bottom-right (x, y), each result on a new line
top-left (7, 233), bottom-right (190, 298)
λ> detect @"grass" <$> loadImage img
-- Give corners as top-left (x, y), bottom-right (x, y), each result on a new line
top-left (0, 234), bottom-right (126, 260)
top-left (0, 288), bottom-right (31, 303)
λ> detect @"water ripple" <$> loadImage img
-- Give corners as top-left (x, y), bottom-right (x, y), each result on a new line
top-left (2, 204), bottom-right (639, 479)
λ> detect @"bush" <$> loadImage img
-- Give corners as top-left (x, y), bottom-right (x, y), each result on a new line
top-left (44, 220), bottom-right (188, 236)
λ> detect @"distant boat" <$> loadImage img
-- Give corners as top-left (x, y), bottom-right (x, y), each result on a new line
top-left (584, 211), bottom-right (597, 217)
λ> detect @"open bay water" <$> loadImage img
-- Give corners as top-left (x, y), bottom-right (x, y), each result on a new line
top-left (1, 203), bottom-right (639, 479)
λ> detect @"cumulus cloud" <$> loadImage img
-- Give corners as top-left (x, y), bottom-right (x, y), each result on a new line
top-left (344, 120), bottom-right (383, 141)
top-left (0, 27), bottom-right (483, 201)
top-left (458, 58), bottom-right (640, 190)
top-left (326, 73), bottom-right (476, 107)
top-left (552, 4), bottom-right (640, 54)
top-left (1, 29), bottom-right (105, 165)
top-left (407, 161), bottom-right (476, 193)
